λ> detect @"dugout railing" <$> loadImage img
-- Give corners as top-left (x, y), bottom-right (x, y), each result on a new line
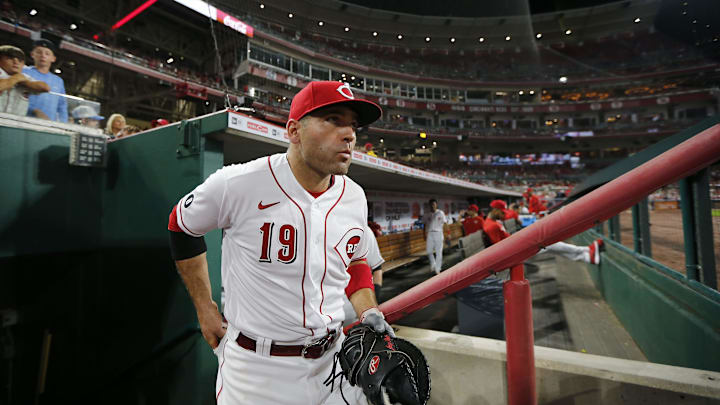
top-left (377, 122), bottom-right (720, 405)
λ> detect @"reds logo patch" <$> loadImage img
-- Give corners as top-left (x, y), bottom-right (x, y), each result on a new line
top-left (346, 236), bottom-right (360, 258)
top-left (334, 227), bottom-right (365, 267)
top-left (368, 355), bottom-right (380, 375)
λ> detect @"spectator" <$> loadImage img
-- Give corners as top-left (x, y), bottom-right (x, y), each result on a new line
top-left (364, 142), bottom-right (377, 157)
top-left (116, 124), bottom-right (141, 138)
top-left (23, 39), bottom-right (67, 122)
top-left (151, 118), bottom-right (169, 128)
top-left (0, 45), bottom-right (48, 115)
top-left (71, 105), bottom-right (103, 128)
top-left (105, 113), bottom-right (126, 137)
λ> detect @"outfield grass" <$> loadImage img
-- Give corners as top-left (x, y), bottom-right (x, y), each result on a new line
top-left (713, 209), bottom-right (720, 217)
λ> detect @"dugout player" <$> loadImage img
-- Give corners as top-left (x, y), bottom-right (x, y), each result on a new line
top-left (168, 81), bottom-right (394, 404)
top-left (461, 204), bottom-right (484, 236)
top-left (423, 198), bottom-right (448, 274)
top-left (484, 206), bottom-right (603, 264)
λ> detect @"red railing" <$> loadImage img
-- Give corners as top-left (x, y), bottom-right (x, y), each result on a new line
top-left (379, 124), bottom-right (720, 404)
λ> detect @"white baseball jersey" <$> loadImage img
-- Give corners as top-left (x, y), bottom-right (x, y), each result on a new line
top-left (175, 153), bottom-right (370, 343)
top-left (365, 228), bottom-right (384, 270)
top-left (423, 209), bottom-right (447, 233)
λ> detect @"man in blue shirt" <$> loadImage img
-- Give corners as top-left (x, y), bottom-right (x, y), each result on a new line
top-left (23, 39), bottom-right (67, 122)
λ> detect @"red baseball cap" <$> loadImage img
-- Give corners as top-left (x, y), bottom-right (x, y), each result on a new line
top-left (490, 200), bottom-right (507, 210)
top-left (468, 204), bottom-right (479, 212)
top-left (289, 81), bottom-right (382, 127)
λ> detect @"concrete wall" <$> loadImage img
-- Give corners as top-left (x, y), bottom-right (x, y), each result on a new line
top-left (395, 326), bottom-right (720, 405)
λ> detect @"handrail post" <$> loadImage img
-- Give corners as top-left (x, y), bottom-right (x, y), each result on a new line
top-left (504, 263), bottom-right (537, 405)
top-left (690, 168), bottom-right (717, 289)
top-left (680, 178), bottom-right (699, 281)
top-left (632, 197), bottom-right (652, 257)
top-left (608, 215), bottom-right (621, 243)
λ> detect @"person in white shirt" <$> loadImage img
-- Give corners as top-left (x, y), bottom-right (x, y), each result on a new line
top-left (423, 198), bottom-right (447, 274)
top-left (0, 45), bottom-right (49, 116)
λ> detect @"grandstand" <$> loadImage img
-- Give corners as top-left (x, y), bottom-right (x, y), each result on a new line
top-left (1, 0), bottom-right (719, 404)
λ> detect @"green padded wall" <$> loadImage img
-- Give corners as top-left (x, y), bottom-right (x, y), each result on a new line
top-left (0, 114), bottom-right (227, 404)
top-left (572, 231), bottom-right (720, 372)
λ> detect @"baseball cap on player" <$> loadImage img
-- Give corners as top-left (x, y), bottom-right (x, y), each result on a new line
top-left (468, 204), bottom-right (479, 212)
top-left (289, 81), bottom-right (382, 127)
top-left (490, 200), bottom-right (507, 210)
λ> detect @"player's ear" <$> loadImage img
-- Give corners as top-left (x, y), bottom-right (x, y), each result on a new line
top-left (286, 119), bottom-right (302, 145)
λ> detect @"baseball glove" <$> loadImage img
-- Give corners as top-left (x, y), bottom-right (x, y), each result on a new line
top-left (339, 324), bottom-right (430, 405)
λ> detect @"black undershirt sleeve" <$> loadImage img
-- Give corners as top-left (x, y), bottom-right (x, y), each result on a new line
top-left (169, 230), bottom-right (207, 260)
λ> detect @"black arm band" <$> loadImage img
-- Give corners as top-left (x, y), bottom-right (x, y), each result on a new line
top-left (169, 230), bottom-right (207, 260)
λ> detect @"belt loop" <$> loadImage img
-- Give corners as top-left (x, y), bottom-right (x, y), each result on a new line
top-left (256, 336), bottom-right (272, 357)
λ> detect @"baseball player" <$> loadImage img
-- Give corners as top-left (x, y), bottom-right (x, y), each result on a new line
top-left (343, 227), bottom-right (385, 324)
top-left (524, 188), bottom-right (547, 214)
top-left (167, 81), bottom-right (395, 404)
top-left (484, 207), bottom-right (603, 264)
top-left (461, 204), bottom-right (484, 236)
top-left (423, 198), bottom-right (447, 274)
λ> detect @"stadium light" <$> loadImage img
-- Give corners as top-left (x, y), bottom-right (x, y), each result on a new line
top-left (478, 37), bottom-right (485, 42)
top-left (505, 35), bottom-right (511, 41)
top-left (259, 3), bottom-right (264, 8)
top-left (536, 32), bottom-right (542, 39)
top-left (519, 90), bottom-right (524, 95)
top-left (529, 90), bottom-right (535, 95)
top-left (419, 132), bottom-right (427, 139)
top-left (559, 76), bottom-right (568, 83)
top-left (450, 37), bottom-right (456, 43)
top-left (345, 27), bottom-right (350, 32)
top-left (70, 23), bottom-right (78, 30)
top-left (318, 21), bottom-right (324, 26)
top-left (111, 0), bottom-right (158, 31)
top-left (29, 9), bottom-right (37, 16)
top-left (425, 37), bottom-right (431, 42)
top-left (288, 13), bottom-right (293, 18)
top-left (397, 34), bottom-right (403, 40)
top-left (565, 29), bottom-right (572, 35)
top-left (372, 31), bottom-right (378, 37)
top-left (54, 68), bottom-right (61, 74)
top-left (634, 17), bottom-right (641, 23)
top-left (167, 57), bottom-right (174, 63)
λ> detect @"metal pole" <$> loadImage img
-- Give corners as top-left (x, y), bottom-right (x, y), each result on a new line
top-left (638, 197), bottom-right (652, 258)
top-left (679, 178), bottom-right (699, 281)
top-left (691, 168), bottom-right (717, 289)
top-left (504, 264), bottom-right (537, 405)
top-left (632, 204), bottom-right (641, 253)
top-left (608, 215), bottom-right (621, 243)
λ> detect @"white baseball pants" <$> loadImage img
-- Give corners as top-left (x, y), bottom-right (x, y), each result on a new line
top-left (540, 241), bottom-right (590, 263)
top-left (426, 231), bottom-right (444, 274)
top-left (215, 323), bottom-right (367, 405)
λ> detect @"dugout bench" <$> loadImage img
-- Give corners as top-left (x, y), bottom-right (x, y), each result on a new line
top-left (377, 223), bottom-right (464, 273)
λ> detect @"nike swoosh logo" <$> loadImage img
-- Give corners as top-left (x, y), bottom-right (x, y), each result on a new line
top-left (258, 201), bottom-right (280, 210)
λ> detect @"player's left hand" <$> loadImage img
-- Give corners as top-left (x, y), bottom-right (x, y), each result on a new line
top-left (360, 307), bottom-right (395, 337)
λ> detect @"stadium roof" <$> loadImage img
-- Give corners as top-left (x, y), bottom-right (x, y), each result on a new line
top-left (340, 0), bottom-right (620, 18)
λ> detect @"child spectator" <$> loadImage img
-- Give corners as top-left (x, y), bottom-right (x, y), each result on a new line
top-left (71, 105), bottom-right (104, 128)
top-left (23, 39), bottom-right (67, 122)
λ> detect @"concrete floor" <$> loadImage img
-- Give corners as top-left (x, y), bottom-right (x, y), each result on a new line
top-left (381, 247), bottom-right (647, 361)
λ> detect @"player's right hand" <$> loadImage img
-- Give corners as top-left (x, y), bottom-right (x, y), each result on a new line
top-left (197, 301), bottom-right (226, 349)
